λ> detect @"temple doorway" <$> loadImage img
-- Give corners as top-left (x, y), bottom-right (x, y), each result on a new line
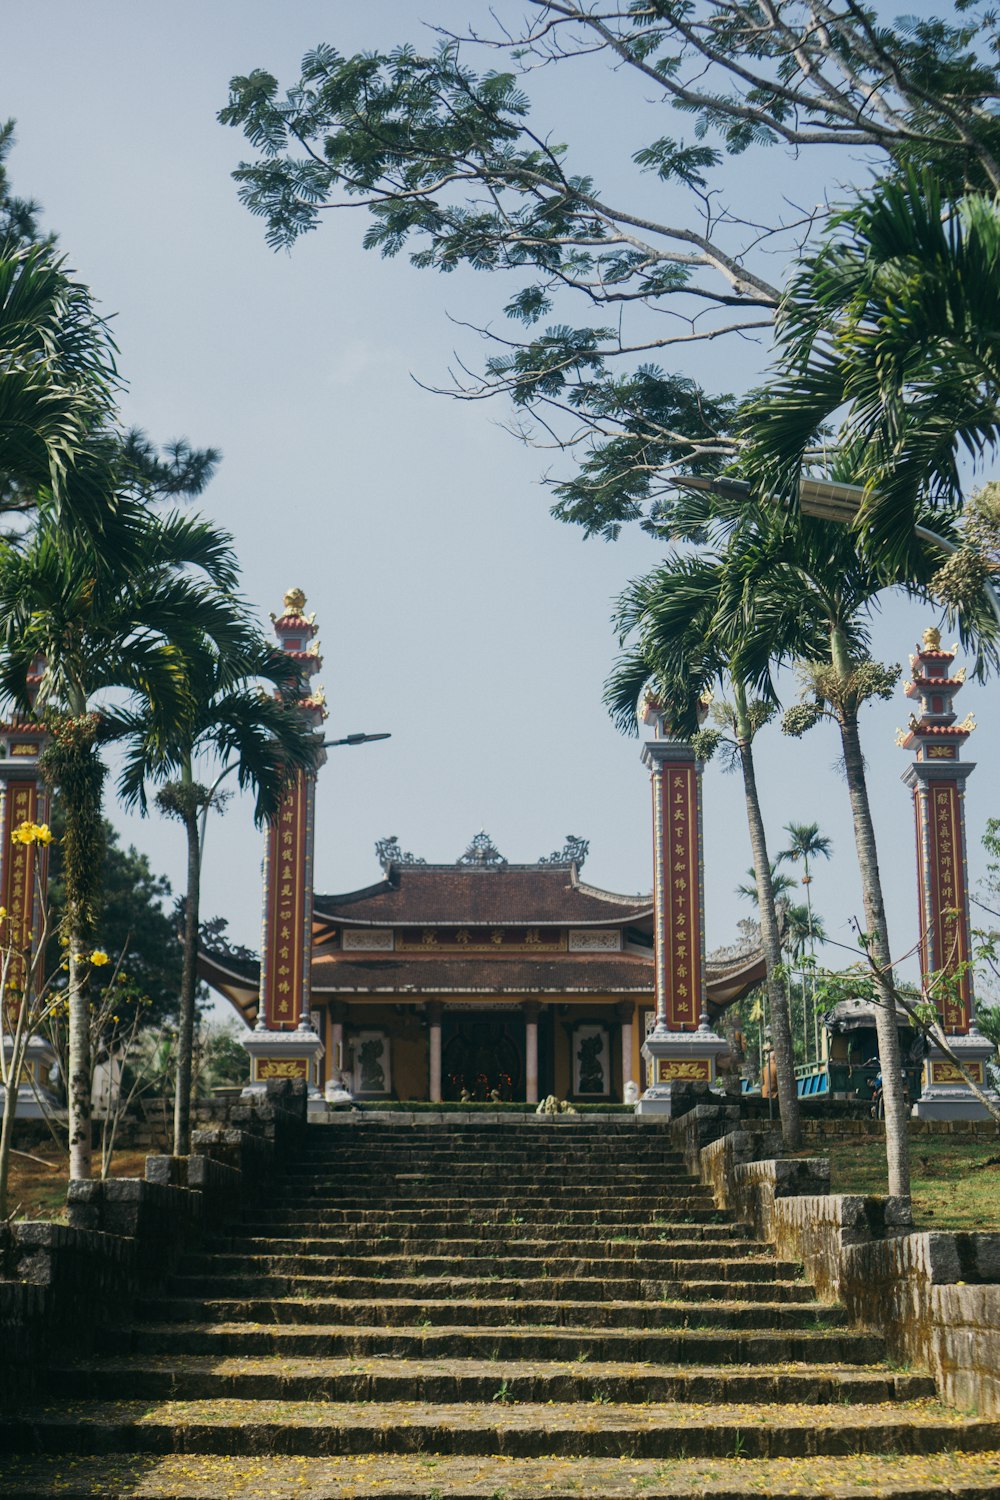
top-left (442, 1012), bottom-right (524, 1101)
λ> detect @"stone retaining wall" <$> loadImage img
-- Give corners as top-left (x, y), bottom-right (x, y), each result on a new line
top-left (0, 1081), bottom-right (307, 1404)
top-left (678, 1104), bottom-right (1000, 1415)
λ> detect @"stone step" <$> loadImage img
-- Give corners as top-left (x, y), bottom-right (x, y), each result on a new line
top-left (165, 1273), bottom-right (819, 1303)
top-left (49, 1354), bottom-right (930, 1406)
top-left (240, 1205), bottom-right (731, 1228)
top-left (174, 1251), bottom-right (795, 1281)
top-left (3, 1396), bottom-right (995, 1460)
top-left (4, 1450), bottom-right (1000, 1499)
top-left (204, 1234), bottom-right (764, 1259)
top-left (104, 1323), bottom-right (887, 1367)
top-left (135, 1295), bottom-right (841, 1330)
top-left (209, 1221), bottom-right (747, 1249)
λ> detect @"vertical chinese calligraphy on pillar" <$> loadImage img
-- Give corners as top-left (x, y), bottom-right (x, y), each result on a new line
top-left (260, 772), bottom-right (311, 1030)
top-left (0, 776), bottom-right (49, 1011)
top-left (649, 747), bottom-right (704, 1033)
top-left (900, 626), bottom-right (976, 1036)
top-left (918, 782), bottom-right (971, 1033)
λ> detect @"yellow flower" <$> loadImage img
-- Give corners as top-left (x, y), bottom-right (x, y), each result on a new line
top-left (89, 949), bottom-right (110, 967)
top-left (11, 820), bottom-right (54, 846)
top-left (0, 907), bottom-right (7, 920)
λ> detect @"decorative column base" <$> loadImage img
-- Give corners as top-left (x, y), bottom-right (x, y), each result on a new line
top-left (636, 1023), bottom-right (731, 1116)
top-left (912, 1030), bottom-right (998, 1120)
top-left (241, 1024), bottom-right (326, 1115)
top-left (1, 1036), bottom-right (63, 1121)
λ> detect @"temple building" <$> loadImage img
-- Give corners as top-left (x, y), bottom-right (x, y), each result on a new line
top-left (201, 830), bottom-right (764, 1104)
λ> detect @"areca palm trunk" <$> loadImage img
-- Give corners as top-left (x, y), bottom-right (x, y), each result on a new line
top-left (735, 692), bottom-right (801, 1149)
top-left (44, 713), bottom-right (106, 1182)
top-left (66, 933), bottom-right (92, 1180)
top-left (830, 635), bottom-right (911, 1205)
top-left (173, 766), bottom-right (202, 1158)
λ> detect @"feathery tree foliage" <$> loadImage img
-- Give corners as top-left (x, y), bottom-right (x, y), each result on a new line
top-left (220, 3), bottom-right (1000, 535)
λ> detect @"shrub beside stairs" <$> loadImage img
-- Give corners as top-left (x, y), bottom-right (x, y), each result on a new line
top-left (1, 1116), bottom-right (1000, 1497)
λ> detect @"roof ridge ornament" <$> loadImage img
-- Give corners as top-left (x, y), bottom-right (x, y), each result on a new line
top-left (538, 835), bottom-right (589, 869)
top-left (375, 835), bottom-right (426, 873)
top-left (457, 830), bottom-right (507, 867)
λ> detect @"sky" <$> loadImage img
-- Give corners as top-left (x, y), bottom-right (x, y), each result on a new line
top-left (1, 2), bottom-right (997, 1016)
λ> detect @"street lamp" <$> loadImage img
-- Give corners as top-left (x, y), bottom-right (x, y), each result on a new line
top-left (197, 731), bottom-right (391, 872)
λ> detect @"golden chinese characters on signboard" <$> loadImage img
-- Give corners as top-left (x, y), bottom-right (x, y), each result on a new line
top-left (927, 783), bottom-right (970, 1032)
top-left (662, 767), bottom-right (701, 1029)
top-left (263, 775), bottom-right (309, 1029)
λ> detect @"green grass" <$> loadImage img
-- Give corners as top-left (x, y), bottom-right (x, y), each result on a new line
top-left (800, 1135), bottom-right (1000, 1230)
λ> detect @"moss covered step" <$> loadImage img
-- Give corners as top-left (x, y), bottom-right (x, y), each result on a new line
top-left (211, 1224), bottom-right (746, 1248)
top-left (131, 1295), bottom-right (850, 1331)
top-left (239, 1204), bottom-right (733, 1228)
top-left (171, 1251), bottom-right (798, 1282)
top-left (199, 1230), bottom-right (773, 1254)
top-left (46, 1354), bottom-right (934, 1406)
top-left (164, 1272), bottom-right (820, 1304)
top-left (3, 1397), bottom-right (997, 1461)
top-left (102, 1324), bottom-right (884, 1366)
top-left (176, 1248), bottom-right (791, 1284)
top-left (4, 1450), bottom-right (1000, 1499)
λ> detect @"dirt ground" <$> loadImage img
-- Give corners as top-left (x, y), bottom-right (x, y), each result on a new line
top-left (5, 1142), bottom-right (149, 1220)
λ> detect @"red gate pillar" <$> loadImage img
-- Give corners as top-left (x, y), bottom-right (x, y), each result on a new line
top-left (242, 589), bottom-right (325, 1101)
top-left (0, 674), bottom-right (59, 1118)
top-left (637, 695), bottom-right (729, 1115)
top-left (900, 626), bottom-right (997, 1118)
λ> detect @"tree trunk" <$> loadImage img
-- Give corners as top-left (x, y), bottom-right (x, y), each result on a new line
top-left (173, 806), bottom-right (201, 1157)
top-left (735, 700), bottom-right (802, 1149)
top-left (0, 999), bottom-right (28, 1218)
top-left (67, 933), bottom-right (92, 1181)
top-left (839, 708), bottom-right (912, 1205)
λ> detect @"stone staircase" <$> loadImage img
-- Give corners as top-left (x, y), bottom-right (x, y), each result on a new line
top-left (2, 1118), bottom-right (999, 1497)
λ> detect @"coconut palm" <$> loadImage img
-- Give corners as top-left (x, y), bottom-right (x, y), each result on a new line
top-left (607, 550), bottom-right (805, 1148)
top-left (116, 634), bottom-right (321, 1155)
top-left (0, 509), bottom-right (248, 1179)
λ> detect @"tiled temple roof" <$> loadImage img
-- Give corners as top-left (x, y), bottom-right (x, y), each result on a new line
top-left (314, 864), bottom-right (653, 928)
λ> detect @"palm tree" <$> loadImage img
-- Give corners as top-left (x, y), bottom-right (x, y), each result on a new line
top-left (779, 822), bottom-right (833, 1059)
top-left (0, 509), bottom-right (248, 1179)
top-left (736, 864), bottom-right (797, 905)
top-left (607, 551), bottom-right (804, 1148)
top-left (0, 241), bottom-right (119, 535)
top-left (116, 635), bottom-right (320, 1156)
top-left (748, 171), bottom-right (1000, 578)
top-left (719, 503), bottom-right (953, 1204)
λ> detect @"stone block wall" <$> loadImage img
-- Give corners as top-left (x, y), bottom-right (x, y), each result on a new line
top-left (681, 1104), bottom-right (1000, 1416)
top-left (0, 1081), bottom-right (306, 1401)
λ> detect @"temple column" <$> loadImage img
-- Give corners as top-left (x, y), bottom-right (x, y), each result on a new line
top-left (616, 1001), bottom-right (635, 1099)
top-left (636, 695), bottom-right (729, 1115)
top-left (427, 1000), bottom-right (443, 1102)
top-left (523, 1001), bottom-right (540, 1103)
top-left (329, 1001), bottom-right (348, 1081)
top-left (241, 589), bottom-right (325, 1106)
top-left (900, 627), bottom-right (998, 1119)
top-left (0, 700), bottom-right (59, 1121)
